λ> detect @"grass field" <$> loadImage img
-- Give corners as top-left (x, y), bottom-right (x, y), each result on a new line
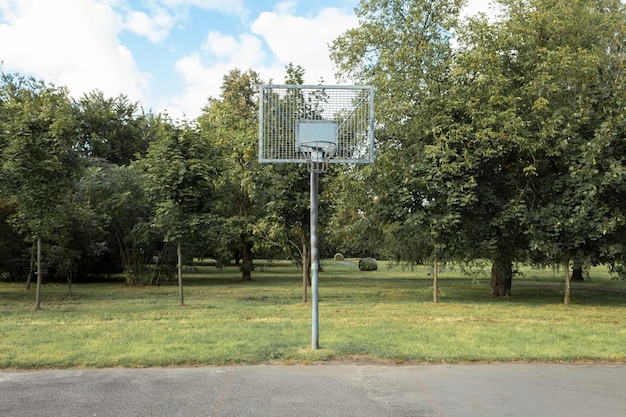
top-left (0, 260), bottom-right (624, 369)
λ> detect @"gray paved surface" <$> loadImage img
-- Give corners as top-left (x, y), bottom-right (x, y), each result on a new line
top-left (1, 364), bottom-right (624, 417)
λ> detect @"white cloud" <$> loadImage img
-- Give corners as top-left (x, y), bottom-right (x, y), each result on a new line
top-left (0, 0), bottom-right (502, 122)
top-left (124, 7), bottom-right (173, 42)
top-left (0, 0), bottom-right (150, 101)
top-left (251, 4), bottom-right (358, 84)
top-left (167, 5), bottom-right (358, 119)
top-left (273, 0), bottom-right (296, 15)
top-left (161, 0), bottom-right (246, 15)
top-left (163, 32), bottom-right (266, 118)
top-left (121, 0), bottom-right (248, 43)
top-left (201, 32), bottom-right (265, 63)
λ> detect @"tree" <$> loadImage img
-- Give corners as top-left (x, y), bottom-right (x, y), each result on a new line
top-left (138, 119), bottom-right (217, 304)
top-left (257, 161), bottom-right (313, 299)
top-left (520, 0), bottom-right (626, 302)
top-left (330, 0), bottom-right (467, 301)
top-left (198, 69), bottom-right (262, 281)
top-left (77, 162), bottom-right (155, 285)
top-left (450, 0), bottom-right (626, 300)
top-left (332, 0), bottom-right (626, 302)
top-left (0, 73), bottom-right (82, 308)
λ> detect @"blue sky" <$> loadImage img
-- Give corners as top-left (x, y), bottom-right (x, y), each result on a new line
top-left (0, 0), bottom-right (489, 120)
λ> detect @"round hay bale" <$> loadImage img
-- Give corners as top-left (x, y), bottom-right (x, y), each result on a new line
top-left (334, 253), bottom-right (344, 262)
top-left (358, 257), bottom-right (378, 271)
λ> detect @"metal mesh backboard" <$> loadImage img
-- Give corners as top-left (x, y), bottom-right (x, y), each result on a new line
top-left (259, 85), bottom-right (375, 164)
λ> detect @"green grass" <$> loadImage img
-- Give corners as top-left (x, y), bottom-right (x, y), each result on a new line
top-left (0, 260), bottom-right (624, 369)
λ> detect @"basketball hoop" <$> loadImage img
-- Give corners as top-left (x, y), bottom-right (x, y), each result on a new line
top-left (297, 120), bottom-right (338, 173)
top-left (258, 84), bottom-right (375, 350)
top-left (300, 142), bottom-right (336, 173)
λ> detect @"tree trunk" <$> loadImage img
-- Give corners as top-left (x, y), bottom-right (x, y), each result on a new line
top-left (26, 242), bottom-right (36, 290)
top-left (571, 267), bottom-right (584, 281)
top-left (490, 256), bottom-right (512, 296)
top-left (35, 236), bottom-right (42, 310)
top-left (118, 236), bottom-right (136, 286)
top-left (240, 235), bottom-right (253, 281)
top-left (177, 240), bottom-right (184, 306)
top-left (564, 261), bottom-right (571, 305)
top-left (67, 271), bottom-right (73, 298)
top-left (571, 257), bottom-right (586, 281)
top-left (150, 246), bottom-right (167, 286)
top-left (433, 253), bottom-right (439, 303)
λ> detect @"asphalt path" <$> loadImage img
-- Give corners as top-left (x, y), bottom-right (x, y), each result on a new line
top-left (1, 364), bottom-right (624, 417)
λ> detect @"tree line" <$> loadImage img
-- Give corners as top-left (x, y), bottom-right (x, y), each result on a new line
top-left (2, 0), bottom-right (626, 307)
top-left (0, 66), bottom-right (323, 304)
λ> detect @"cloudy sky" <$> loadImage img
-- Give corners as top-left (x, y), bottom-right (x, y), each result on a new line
top-left (0, 0), bottom-right (492, 120)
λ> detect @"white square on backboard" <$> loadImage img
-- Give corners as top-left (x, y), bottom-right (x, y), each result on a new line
top-left (297, 120), bottom-right (338, 148)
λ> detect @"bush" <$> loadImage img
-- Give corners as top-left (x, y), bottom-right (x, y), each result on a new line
top-left (334, 253), bottom-right (344, 262)
top-left (358, 257), bottom-right (378, 271)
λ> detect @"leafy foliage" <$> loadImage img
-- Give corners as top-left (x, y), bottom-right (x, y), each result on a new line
top-left (330, 0), bottom-right (626, 298)
top-left (198, 69), bottom-right (263, 280)
top-left (0, 73), bottom-right (84, 291)
top-left (76, 91), bottom-right (149, 165)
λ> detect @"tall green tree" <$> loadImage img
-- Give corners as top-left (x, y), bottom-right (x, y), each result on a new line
top-left (198, 69), bottom-right (262, 281)
top-left (445, 0), bottom-right (626, 300)
top-left (415, 2), bottom-right (537, 296)
top-left (0, 73), bottom-right (82, 308)
top-left (330, 0), bottom-right (466, 301)
top-left (138, 119), bottom-right (217, 304)
top-left (502, 0), bottom-right (626, 302)
top-left (332, 0), bottom-right (626, 302)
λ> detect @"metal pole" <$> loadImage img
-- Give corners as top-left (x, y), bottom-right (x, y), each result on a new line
top-left (310, 169), bottom-right (320, 350)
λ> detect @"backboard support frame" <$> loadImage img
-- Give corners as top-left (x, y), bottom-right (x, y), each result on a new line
top-left (259, 84), bottom-right (375, 165)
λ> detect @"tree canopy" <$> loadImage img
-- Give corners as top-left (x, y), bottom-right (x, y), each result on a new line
top-left (330, 0), bottom-right (626, 299)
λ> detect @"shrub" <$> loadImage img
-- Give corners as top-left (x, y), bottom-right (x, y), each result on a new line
top-left (358, 257), bottom-right (378, 271)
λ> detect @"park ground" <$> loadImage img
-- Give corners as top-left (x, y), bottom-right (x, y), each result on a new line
top-left (0, 260), bottom-right (624, 369)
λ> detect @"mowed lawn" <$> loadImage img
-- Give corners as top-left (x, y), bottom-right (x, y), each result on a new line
top-left (0, 260), bottom-right (624, 369)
